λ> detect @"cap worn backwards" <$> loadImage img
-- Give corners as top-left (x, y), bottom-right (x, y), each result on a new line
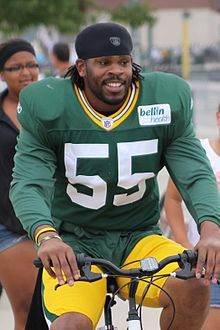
top-left (75, 22), bottom-right (133, 60)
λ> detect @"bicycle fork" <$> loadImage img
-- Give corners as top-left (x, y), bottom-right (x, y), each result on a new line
top-left (126, 280), bottom-right (141, 330)
top-left (97, 294), bottom-right (118, 330)
top-left (98, 280), bottom-right (141, 330)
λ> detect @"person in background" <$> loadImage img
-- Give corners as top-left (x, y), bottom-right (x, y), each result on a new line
top-left (164, 106), bottom-right (220, 330)
top-left (10, 23), bottom-right (220, 330)
top-left (0, 38), bottom-right (39, 330)
top-left (50, 42), bottom-right (71, 77)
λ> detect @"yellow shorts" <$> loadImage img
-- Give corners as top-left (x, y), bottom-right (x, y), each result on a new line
top-left (42, 235), bottom-right (184, 328)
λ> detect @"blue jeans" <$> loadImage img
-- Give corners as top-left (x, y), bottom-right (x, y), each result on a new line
top-left (0, 224), bottom-right (28, 252)
top-left (210, 281), bottom-right (220, 307)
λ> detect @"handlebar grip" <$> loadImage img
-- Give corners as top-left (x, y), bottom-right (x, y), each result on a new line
top-left (75, 253), bottom-right (87, 267)
top-left (33, 253), bottom-right (87, 269)
top-left (183, 249), bottom-right (198, 266)
top-left (33, 258), bottom-right (43, 268)
top-left (184, 250), bottom-right (198, 264)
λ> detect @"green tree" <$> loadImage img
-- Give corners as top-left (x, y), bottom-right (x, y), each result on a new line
top-left (110, 2), bottom-right (156, 69)
top-left (111, 2), bottom-right (156, 29)
top-left (0, 0), bottom-right (92, 34)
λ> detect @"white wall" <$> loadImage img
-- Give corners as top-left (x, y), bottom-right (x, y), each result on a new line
top-left (140, 8), bottom-right (220, 50)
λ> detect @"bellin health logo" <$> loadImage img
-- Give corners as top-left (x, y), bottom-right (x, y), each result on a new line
top-left (138, 104), bottom-right (171, 126)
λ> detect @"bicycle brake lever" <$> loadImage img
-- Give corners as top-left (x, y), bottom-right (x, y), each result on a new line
top-left (54, 270), bottom-right (103, 290)
top-left (81, 262), bottom-right (103, 282)
top-left (175, 259), bottom-right (195, 280)
top-left (54, 273), bottom-right (103, 290)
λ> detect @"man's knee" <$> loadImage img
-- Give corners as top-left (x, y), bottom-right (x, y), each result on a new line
top-left (160, 277), bottom-right (210, 309)
top-left (50, 312), bottom-right (93, 330)
top-left (159, 278), bottom-right (210, 329)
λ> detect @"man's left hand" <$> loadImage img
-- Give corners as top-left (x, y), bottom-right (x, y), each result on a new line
top-left (195, 221), bottom-right (220, 285)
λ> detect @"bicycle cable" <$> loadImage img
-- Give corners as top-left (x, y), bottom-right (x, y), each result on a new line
top-left (137, 276), bottom-right (176, 330)
top-left (120, 259), bottom-right (142, 268)
top-left (137, 276), bottom-right (153, 329)
top-left (105, 273), bottom-right (176, 330)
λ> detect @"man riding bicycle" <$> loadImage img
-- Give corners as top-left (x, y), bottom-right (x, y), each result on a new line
top-left (10, 22), bottom-right (220, 330)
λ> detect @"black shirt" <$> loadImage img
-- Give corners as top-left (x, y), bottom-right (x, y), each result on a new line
top-left (0, 89), bottom-right (26, 234)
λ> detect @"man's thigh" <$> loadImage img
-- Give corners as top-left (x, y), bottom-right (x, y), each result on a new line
top-left (42, 266), bottom-right (106, 329)
top-left (117, 235), bottom-right (185, 307)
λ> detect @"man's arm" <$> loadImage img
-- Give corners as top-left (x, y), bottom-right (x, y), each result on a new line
top-left (10, 128), bottom-right (56, 239)
top-left (165, 133), bottom-right (220, 282)
top-left (10, 128), bottom-right (80, 286)
top-left (164, 77), bottom-right (220, 283)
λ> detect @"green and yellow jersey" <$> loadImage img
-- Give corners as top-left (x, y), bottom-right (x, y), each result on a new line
top-left (10, 72), bottom-right (220, 262)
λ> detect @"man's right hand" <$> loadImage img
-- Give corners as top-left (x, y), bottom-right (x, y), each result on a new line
top-left (37, 238), bottom-right (80, 286)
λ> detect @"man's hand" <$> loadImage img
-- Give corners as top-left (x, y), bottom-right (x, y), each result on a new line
top-left (37, 238), bottom-right (80, 286)
top-left (195, 221), bottom-right (220, 285)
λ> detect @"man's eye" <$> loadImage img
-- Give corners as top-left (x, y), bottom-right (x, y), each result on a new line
top-left (99, 61), bottom-right (108, 65)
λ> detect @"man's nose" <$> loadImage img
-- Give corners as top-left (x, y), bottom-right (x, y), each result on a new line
top-left (108, 64), bottom-right (123, 75)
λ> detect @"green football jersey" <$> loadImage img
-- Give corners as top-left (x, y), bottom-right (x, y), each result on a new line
top-left (10, 72), bottom-right (220, 244)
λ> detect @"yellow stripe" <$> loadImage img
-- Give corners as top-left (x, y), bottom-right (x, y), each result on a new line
top-left (94, 87), bottom-right (132, 120)
top-left (74, 84), bottom-right (101, 127)
top-left (74, 81), bottom-right (140, 130)
top-left (112, 81), bottom-right (140, 129)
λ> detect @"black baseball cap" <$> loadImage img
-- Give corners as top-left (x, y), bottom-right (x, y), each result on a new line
top-left (75, 22), bottom-right (133, 60)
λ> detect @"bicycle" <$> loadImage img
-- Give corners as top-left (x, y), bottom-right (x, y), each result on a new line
top-left (33, 249), bottom-right (201, 330)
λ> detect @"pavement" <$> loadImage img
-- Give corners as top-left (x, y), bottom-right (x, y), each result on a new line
top-left (0, 78), bottom-right (218, 329)
top-left (0, 291), bottom-right (14, 330)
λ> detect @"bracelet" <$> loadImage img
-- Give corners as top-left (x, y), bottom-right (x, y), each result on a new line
top-left (37, 234), bottom-right (62, 247)
top-left (35, 227), bottom-right (57, 244)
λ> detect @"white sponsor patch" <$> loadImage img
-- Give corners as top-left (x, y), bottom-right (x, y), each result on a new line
top-left (137, 104), bottom-right (171, 126)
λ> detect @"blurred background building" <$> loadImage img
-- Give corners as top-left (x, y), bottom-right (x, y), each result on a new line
top-left (1, 0), bottom-right (220, 77)
top-left (95, 0), bottom-right (220, 77)
top-left (0, 0), bottom-right (219, 129)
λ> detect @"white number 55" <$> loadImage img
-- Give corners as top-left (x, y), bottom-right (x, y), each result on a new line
top-left (64, 140), bottom-right (158, 209)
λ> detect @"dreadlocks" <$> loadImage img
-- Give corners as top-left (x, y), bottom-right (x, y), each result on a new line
top-left (64, 62), bottom-right (143, 89)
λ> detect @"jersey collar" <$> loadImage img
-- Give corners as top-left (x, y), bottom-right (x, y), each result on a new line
top-left (74, 81), bottom-right (140, 131)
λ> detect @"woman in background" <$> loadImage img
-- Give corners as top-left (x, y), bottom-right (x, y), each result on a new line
top-left (0, 39), bottom-right (39, 330)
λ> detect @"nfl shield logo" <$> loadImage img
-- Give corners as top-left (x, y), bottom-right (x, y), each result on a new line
top-left (101, 118), bottom-right (114, 130)
top-left (109, 37), bottom-right (121, 47)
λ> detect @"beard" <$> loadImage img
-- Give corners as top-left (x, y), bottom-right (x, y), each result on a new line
top-left (86, 74), bottom-right (132, 106)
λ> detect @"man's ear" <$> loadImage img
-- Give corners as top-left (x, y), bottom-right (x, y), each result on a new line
top-left (75, 59), bottom-right (86, 77)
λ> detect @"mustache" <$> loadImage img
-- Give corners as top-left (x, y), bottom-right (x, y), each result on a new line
top-left (104, 76), bottom-right (125, 84)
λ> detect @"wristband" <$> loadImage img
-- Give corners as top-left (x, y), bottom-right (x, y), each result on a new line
top-left (37, 234), bottom-right (62, 247)
top-left (35, 227), bottom-right (57, 244)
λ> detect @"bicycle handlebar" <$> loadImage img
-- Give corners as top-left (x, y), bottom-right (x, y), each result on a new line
top-left (76, 249), bottom-right (197, 280)
top-left (34, 249), bottom-right (198, 282)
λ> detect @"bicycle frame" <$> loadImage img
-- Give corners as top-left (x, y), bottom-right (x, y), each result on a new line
top-left (97, 279), bottom-right (142, 330)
